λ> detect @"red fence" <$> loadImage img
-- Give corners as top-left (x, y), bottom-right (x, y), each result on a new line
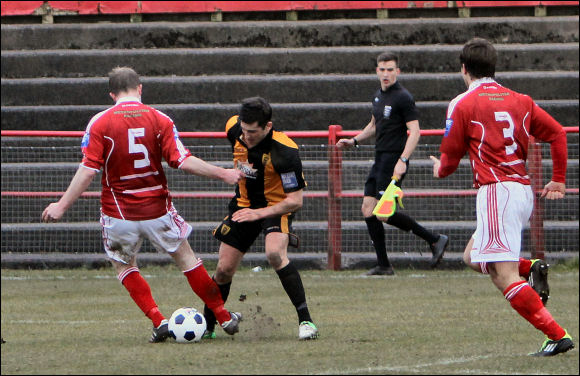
top-left (2, 1), bottom-right (578, 16)
top-left (2, 127), bottom-right (578, 269)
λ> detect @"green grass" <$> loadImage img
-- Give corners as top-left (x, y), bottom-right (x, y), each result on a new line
top-left (1, 264), bottom-right (578, 375)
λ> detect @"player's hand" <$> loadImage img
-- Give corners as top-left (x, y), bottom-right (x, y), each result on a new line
top-left (222, 168), bottom-right (244, 185)
top-left (336, 138), bottom-right (355, 149)
top-left (429, 156), bottom-right (441, 178)
top-left (42, 202), bottom-right (65, 222)
top-left (541, 181), bottom-right (566, 200)
top-left (232, 208), bottom-right (262, 222)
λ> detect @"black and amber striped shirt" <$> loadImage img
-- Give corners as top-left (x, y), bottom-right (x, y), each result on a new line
top-left (225, 115), bottom-right (306, 209)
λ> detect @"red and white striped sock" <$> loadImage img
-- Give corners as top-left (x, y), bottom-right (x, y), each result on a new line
top-left (504, 280), bottom-right (565, 340)
top-left (119, 267), bottom-right (165, 328)
top-left (183, 260), bottom-right (230, 324)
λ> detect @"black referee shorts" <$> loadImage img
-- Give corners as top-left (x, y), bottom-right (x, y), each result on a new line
top-left (364, 151), bottom-right (408, 200)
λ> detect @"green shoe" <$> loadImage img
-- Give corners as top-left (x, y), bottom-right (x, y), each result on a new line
top-left (530, 331), bottom-right (574, 357)
top-left (298, 321), bottom-right (319, 340)
top-left (529, 259), bottom-right (550, 305)
top-left (202, 330), bottom-right (216, 340)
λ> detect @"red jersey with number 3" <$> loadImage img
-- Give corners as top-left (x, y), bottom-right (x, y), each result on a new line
top-left (440, 78), bottom-right (567, 188)
top-left (80, 97), bottom-right (192, 220)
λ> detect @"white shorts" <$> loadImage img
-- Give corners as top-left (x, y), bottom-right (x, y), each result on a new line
top-left (100, 205), bottom-right (192, 264)
top-left (470, 181), bottom-right (533, 263)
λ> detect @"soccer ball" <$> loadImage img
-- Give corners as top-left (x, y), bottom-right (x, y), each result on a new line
top-left (168, 307), bottom-right (207, 343)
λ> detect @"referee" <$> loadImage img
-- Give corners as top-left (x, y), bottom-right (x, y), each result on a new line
top-left (337, 52), bottom-right (448, 275)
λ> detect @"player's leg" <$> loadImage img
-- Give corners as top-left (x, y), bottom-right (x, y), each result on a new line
top-left (488, 261), bottom-right (573, 356)
top-left (265, 231), bottom-right (318, 340)
top-left (101, 213), bottom-right (168, 342)
top-left (203, 211), bottom-right (259, 337)
top-left (112, 257), bottom-right (169, 343)
top-left (472, 182), bottom-right (573, 356)
top-left (203, 242), bottom-right (244, 337)
top-left (462, 236), bottom-right (485, 272)
top-left (169, 240), bottom-right (239, 332)
top-left (145, 207), bottom-right (241, 335)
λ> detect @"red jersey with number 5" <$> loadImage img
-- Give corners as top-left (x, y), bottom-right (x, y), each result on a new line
top-left (80, 97), bottom-right (192, 220)
top-left (439, 78), bottom-right (567, 188)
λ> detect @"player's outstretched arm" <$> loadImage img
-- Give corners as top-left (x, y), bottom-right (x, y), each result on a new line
top-left (42, 165), bottom-right (97, 222)
top-left (179, 155), bottom-right (243, 185)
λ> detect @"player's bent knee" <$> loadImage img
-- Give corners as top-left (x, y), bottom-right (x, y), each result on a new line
top-left (266, 251), bottom-right (285, 268)
top-left (215, 265), bottom-right (236, 282)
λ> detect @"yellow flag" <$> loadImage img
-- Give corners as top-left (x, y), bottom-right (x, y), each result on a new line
top-left (372, 177), bottom-right (404, 218)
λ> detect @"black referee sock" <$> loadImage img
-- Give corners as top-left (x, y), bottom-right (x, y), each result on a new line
top-left (386, 211), bottom-right (439, 245)
top-left (364, 216), bottom-right (391, 267)
top-left (276, 262), bottom-right (312, 324)
top-left (203, 280), bottom-right (232, 332)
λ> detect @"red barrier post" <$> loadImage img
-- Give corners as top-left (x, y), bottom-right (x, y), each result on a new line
top-left (327, 125), bottom-right (343, 270)
top-left (528, 136), bottom-right (545, 260)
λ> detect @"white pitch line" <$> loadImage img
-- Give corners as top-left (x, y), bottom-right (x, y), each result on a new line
top-left (314, 354), bottom-right (523, 375)
top-left (2, 319), bottom-right (141, 325)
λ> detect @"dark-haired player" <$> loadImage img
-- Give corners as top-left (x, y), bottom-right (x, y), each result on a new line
top-left (430, 38), bottom-right (574, 357)
top-left (202, 97), bottom-right (318, 340)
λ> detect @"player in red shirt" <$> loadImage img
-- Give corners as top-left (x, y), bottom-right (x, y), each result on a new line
top-left (430, 38), bottom-right (573, 356)
top-left (42, 67), bottom-right (244, 343)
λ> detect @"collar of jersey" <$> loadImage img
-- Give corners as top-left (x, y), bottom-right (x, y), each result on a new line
top-left (469, 77), bottom-right (496, 91)
top-left (380, 80), bottom-right (400, 93)
top-left (115, 96), bottom-right (142, 105)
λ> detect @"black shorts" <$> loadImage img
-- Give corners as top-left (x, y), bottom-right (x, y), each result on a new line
top-left (212, 202), bottom-right (295, 253)
top-left (364, 151), bottom-right (408, 200)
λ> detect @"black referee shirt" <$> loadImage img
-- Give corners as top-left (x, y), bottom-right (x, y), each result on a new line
top-left (371, 81), bottom-right (419, 152)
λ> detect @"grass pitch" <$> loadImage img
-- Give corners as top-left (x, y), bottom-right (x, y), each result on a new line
top-left (1, 262), bottom-right (578, 375)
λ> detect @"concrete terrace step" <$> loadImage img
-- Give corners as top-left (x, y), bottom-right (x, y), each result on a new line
top-left (1, 17), bottom-right (578, 50)
top-left (3, 72), bottom-right (578, 106)
top-left (2, 100), bottom-right (577, 132)
top-left (2, 220), bottom-right (578, 254)
top-left (2, 44), bottom-right (577, 78)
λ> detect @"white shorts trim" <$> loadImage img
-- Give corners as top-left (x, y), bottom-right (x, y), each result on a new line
top-left (470, 182), bottom-right (533, 263)
top-left (100, 205), bottom-right (192, 264)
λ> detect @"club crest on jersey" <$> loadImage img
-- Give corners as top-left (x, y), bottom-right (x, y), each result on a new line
top-left (383, 105), bottom-right (392, 118)
top-left (262, 153), bottom-right (271, 166)
top-left (237, 160), bottom-right (258, 179)
top-left (444, 119), bottom-right (453, 137)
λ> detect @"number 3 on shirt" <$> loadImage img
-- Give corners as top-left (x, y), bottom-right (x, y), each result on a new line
top-left (128, 128), bottom-right (150, 168)
top-left (494, 111), bottom-right (517, 156)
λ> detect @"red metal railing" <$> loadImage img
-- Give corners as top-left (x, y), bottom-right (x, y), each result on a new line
top-left (2, 126), bottom-right (578, 269)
